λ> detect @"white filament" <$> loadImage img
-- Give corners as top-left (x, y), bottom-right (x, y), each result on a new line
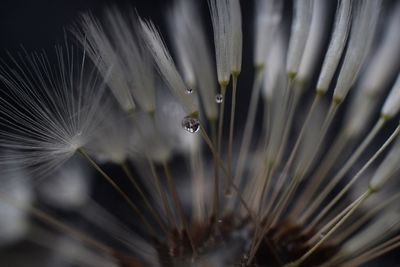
top-left (316, 0), bottom-right (352, 93)
top-left (229, 0), bottom-right (243, 74)
top-left (254, 0), bottom-right (283, 68)
top-left (360, 1), bottom-right (400, 96)
top-left (297, 0), bottom-right (328, 83)
top-left (77, 14), bottom-right (136, 112)
top-left (169, 0), bottom-right (218, 120)
top-left (208, 0), bottom-right (243, 83)
top-left (208, 0), bottom-right (231, 84)
top-left (262, 31), bottom-right (287, 101)
top-left (381, 74), bottom-right (400, 119)
top-left (286, 0), bottom-right (313, 77)
top-left (139, 18), bottom-right (198, 115)
top-left (333, 0), bottom-right (381, 102)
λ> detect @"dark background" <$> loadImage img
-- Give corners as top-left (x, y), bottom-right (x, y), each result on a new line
top-left (0, 0), bottom-right (172, 51)
top-left (0, 0), bottom-right (398, 266)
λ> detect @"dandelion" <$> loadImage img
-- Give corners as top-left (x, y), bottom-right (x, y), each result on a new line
top-left (0, 45), bottom-right (108, 176)
top-left (0, 0), bottom-right (400, 267)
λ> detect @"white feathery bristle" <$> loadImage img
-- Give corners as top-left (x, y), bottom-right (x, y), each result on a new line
top-left (286, 0), bottom-right (313, 78)
top-left (343, 2), bottom-right (400, 136)
top-left (169, 0), bottom-right (218, 120)
top-left (333, 0), bottom-right (381, 103)
top-left (103, 8), bottom-right (156, 113)
top-left (360, 2), bottom-right (400, 96)
top-left (254, 0), bottom-right (283, 68)
top-left (208, 0), bottom-right (231, 85)
top-left (77, 14), bottom-right (136, 112)
top-left (0, 47), bottom-right (108, 177)
top-left (316, 0), bottom-right (352, 93)
top-left (37, 157), bottom-right (90, 209)
top-left (262, 31), bottom-right (287, 101)
top-left (139, 18), bottom-right (198, 115)
top-left (297, 0), bottom-right (328, 83)
top-left (369, 137), bottom-right (400, 192)
top-left (0, 174), bottom-right (32, 246)
top-left (229, 0), bottom-right (243, 74)
top-left (381, 74), bottom-right (400, 119)
top-left (168, 4), bottom-right (196, 89)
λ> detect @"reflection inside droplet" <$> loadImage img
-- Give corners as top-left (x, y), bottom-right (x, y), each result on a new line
top-left (215, 94), bottom-right (224, 104)
top-left (181, 116), bottom-right (200, 133)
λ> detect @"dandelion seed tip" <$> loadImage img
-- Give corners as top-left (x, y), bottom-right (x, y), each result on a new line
top-left (380, 113), bottom-right (393, 122)
top-left (316, 89), bottom-right (326, 97)
top-left (367, 184), bottom-right (380, 194)
top-left (255, 64), bottom-right (265, 72)
top-left (332, 95), bottom-right (343, 106)
top-left (232, 70), bottom-right (240, 78)
top-left (288, 72), bottom-right (297, 81)
top-left (220, 80), bottom-right (229, 88)
top-left (189, 111), bottom-right (199, 119)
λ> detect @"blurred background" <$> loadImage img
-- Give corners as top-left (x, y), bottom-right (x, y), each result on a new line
top-left (0, 0), bottom-right (399, 266)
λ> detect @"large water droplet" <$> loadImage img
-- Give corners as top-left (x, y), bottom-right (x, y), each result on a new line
top-left (186, 88), bottom-right (193, 94)
top-left (215, 93), bottom-right (224, 104)
top-left (181, 116), bottom-right (200, 133)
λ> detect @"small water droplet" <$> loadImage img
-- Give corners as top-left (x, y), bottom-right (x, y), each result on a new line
top-left (181, 116), bottom-right (200, 133)
top-left (215, 93), bottom-right (224, 103)
top-left (186, 88), bottom-right (193, 94)
top-left (319, 233), bottom-right (325, 239)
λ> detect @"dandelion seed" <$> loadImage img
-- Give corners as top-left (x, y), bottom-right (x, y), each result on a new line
top-left (76, 9), bottom-right (156, 114)
top-left (169, 0), bottom-right (218, 121)
top-left (0, 46), bottom-right (108, 177)
top-left (316, 0), bottom-right (352, 94)
top-left (254, 0), bottom-right (282, 69)
top-left (333, 0), bottom-right (382, 103)
top-left (139, 17), bottom-right (198, 116)
top-left (286, 0), bottom-right (313, 79)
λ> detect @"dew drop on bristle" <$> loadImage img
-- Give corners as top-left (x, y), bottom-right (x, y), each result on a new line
top-left (181, 116), bottom-right (200, 133)
top-left (215, 93), bottom-right (224, 103)
top-left (186, 88), bottom-right (193, 94)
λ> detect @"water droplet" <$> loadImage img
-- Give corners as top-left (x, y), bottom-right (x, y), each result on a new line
top-left (186, 88), bottom-right (193, 94)
top-left (215, 93), bottom-right (224, 103)
top-left (181, 116), bottom-right (200, 133)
